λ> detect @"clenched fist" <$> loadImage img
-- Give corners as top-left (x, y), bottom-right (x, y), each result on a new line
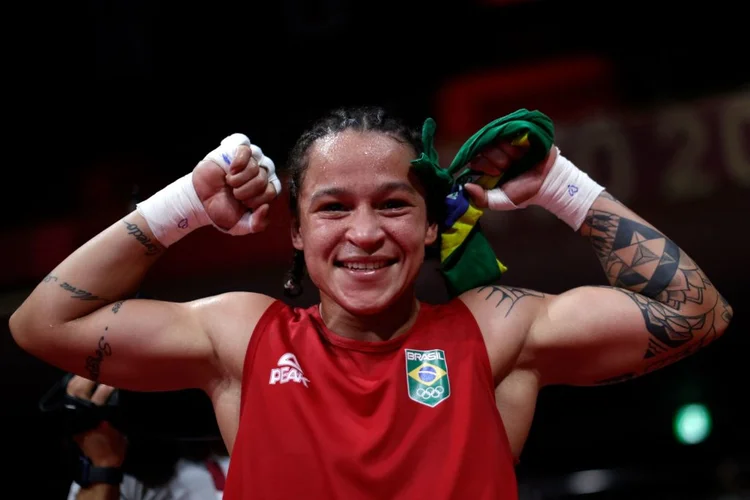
top-left (463, 141), bottom-right (558, 209)
top-left (193, 134), bottom-right (280, 234)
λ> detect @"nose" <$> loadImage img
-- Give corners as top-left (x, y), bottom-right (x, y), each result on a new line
top-left (345, 207), bottom-right (385, 253)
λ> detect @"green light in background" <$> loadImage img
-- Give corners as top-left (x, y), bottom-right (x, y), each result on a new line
top-left (673, 403), bottom-right (712, 445)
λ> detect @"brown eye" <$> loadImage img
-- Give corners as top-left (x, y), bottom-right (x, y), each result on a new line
top-left (320, 202), bottom-right (346, 212)
top-left (382, 200), bottom-right (409, 210)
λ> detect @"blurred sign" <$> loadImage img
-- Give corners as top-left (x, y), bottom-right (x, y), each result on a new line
top-left (438, 89), bottom-right (750, 206)
top-left (553, 90), bottom-right (750, 205)
top-left (435, 56), bottom-right (619, 139)
top-left (429, 89), bottom-right (749, 294)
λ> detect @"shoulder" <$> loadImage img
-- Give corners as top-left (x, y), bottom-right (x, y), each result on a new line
top-left (189, 292), bottom-right (279, 338)
top-left (188, 292), bottom-right (281, 381)
top-left (190, 291), bottom-right (278, 318)
top-left (458, 284), bottom-right (550, 380)
top-left (458, 284), bottom-right (548, 333)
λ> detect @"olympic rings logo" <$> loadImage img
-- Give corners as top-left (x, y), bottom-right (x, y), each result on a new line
top-left (416, 386), bottom-right (445, 399)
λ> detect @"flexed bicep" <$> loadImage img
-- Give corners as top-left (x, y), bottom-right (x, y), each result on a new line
top-left (525, 285), bottom-right (732, 387)
top-left (16, 295), bottom-right (217, 392)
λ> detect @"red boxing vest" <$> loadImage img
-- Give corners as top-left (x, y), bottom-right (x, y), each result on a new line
top-left (224, 299), bottom-right (517, 499)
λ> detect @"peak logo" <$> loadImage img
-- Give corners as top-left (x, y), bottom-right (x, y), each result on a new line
top-left (269, 353), bottom-right (310, 388)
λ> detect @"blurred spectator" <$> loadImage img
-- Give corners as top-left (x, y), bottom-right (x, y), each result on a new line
top-left (61, 374), bottom-right (229, 499)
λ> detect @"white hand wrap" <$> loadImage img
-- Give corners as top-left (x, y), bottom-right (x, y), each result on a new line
top-left (487, 148), bottom-right (605, 230)
top-left (135, 173), bottom-right (211, 247)
top-left (204, 133), bottom-right (282, 195)
top-left (136, 133), bottom-right (279, 247)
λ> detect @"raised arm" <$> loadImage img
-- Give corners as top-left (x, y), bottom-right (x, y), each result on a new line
top-left (462, 143), bottom-right (733, 387)
top-left (526, 191), bottom-right (733, 385)
top-left (9, 136), bottom-right (279, 392)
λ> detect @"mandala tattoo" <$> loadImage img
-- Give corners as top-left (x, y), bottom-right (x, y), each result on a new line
top-left (582, 193), bottom-right (731, 380)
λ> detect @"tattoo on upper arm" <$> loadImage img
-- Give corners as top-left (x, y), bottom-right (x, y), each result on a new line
top-left (43, 274), bottom-right (58, 283)
top-left (122, 220), bottom-right (161, 256)
top-left (112, 301), bottom-right (124, 314)
top-left (583, 199), bottom-right (710, 310)
top-left (593, 287), bottom-right (731, 384)
top-left (477, 285), bottom-right (545, 317)
top-left (615, 289), bottom-right (709, 358)
top-left (85, 327), bottom-right (112, 382)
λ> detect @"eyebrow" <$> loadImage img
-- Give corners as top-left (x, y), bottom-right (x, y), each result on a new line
top-left (310, 181), bottom-right (418, 203)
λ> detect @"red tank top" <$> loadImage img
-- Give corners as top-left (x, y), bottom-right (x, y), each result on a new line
top-left (223, 299), bottom-right (517, 499)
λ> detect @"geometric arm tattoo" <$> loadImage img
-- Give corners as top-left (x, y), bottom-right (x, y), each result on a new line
top-left (583, 192), bottom-right (709, 311)
top-left (580, 192), bottom-right (732, 377)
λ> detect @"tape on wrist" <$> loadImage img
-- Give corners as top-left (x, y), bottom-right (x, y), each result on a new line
top-left (487, 148), bottom-right (605, 230)
top-left (136, 134), bottom-right (281, 246)
top-left (135, 173), bottom-right (211, 247)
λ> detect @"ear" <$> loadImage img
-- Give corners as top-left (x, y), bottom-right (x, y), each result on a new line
top-left (291, 221), bottom-right (304, 251)
top-left (424, 221), bottom-right (438, 246)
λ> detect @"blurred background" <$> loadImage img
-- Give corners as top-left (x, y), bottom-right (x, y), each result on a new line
top-left (1, 0), bottom-right (748, 497)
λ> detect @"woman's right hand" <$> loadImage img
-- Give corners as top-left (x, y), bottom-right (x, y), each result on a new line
top-left (193, 140), bottom-right (278, 233)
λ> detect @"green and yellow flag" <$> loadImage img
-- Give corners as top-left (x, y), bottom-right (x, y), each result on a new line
top-left (411, 109), bottom-right (555, 297)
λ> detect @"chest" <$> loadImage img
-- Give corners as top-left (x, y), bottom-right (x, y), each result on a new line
top-left (249, 331), bottom-right (497, 440)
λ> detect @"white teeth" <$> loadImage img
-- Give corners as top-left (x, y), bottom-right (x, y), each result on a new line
top-left (342, 261), bottom-right (388, 270)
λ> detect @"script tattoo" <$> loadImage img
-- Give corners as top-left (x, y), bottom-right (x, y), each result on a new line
top-left (59, 282), bottom-right (104, 301)
top-left (85, 328), bottom-right (112, 382)
top-left (122, 220), bottom-right (161, 256)
top-left (477, 285), bottom-right (545, 317)
top-left (43, 274), bottom-right (105, 301)
top-left (112, 300), bottom-right (124, 314)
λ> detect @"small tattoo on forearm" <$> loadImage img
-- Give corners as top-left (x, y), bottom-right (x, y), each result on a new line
top-left (43, 274), bottom-right (58, 283)
top-left (85, 329), bottom-right (112, 382)
top-left (60, 282), bottom-right (104, 301)
top-left (122, 220), bottom-right (161, 256)
top-left (112, 301), bottom-right (124, 314)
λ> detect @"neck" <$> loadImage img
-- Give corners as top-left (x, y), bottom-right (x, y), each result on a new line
top-left (319, 289), bottom-right (420, 342)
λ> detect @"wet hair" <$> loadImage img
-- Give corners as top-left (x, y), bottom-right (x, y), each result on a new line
top-left (283, 106), bottom-right (441, 297)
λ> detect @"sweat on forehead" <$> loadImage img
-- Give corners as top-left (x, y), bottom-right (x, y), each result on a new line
top-left (301, 130), bottom-right (418, 185)
top-left (313, 130), bottom-right (415, 165)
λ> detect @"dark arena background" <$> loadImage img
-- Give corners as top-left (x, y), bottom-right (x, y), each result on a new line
top-left (1, 0), bottom-right (748, 498)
